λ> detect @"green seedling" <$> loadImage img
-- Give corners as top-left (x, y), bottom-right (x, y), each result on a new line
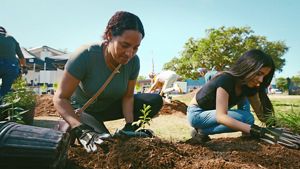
top-left (132, 104), bottom-right (152, 129)
top-left (41, 83), bottom-right (48, 93)
top-left (53, 82), bottom-right (58, 90)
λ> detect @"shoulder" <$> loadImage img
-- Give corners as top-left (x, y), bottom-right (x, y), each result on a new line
top-left (128, 55), bottom-right (140, 65)
top-left (2, 34), bottom-right (16, 41)
top-left (213, 73), bottom-right (236, 84)
top-left (70, 43), bottom-right (102, 59)
top-left (212, 73), bottom-right (236, 91)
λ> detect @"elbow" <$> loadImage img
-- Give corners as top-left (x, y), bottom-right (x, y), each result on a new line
top-left (52, 94), bottom-right (60, 109)
top-left (53, 92), bottom-right (65, 111)
top-left (216, 113), bottom-right (227, 124)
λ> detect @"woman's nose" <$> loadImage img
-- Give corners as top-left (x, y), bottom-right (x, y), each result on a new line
top-left (125, 48), bottom-right (133, 56)
top-left (258, 75), bottom-right (264, 83)
top-left (125, 48), bottom-right (134, 57)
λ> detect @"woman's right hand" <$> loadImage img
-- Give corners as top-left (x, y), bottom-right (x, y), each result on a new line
top-left (71, 124), bottom-right (110, 152)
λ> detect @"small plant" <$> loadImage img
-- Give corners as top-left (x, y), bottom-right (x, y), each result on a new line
top-left (1, 77), bottom-right (36, 124)
top-left (10, 77), bottom-right (36, 108)
top-left (1, 98), bottom-right (28, 124)
top-left (267, 104), bottom-right (300, 133)
top-left (53, 82), bottom-right (58, 91)
top-left (132, 104), bottom-right (152, 129)
top-left (41, 83), bottom-right (48, 94)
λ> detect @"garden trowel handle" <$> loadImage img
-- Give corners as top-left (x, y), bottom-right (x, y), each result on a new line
top-left (76, 64), bottom-right (122, 115)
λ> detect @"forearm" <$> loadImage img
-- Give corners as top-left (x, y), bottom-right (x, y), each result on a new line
top-left (216, 114), bottom-right (251, 133)
top-left (122, 95), bottom-right (134, 123)
top-left (147, 84), bottom-right (156, 93)
top-left (53, 96), bottom-right (81, 128)
top-left (19, 58), bottom-right (26, 66)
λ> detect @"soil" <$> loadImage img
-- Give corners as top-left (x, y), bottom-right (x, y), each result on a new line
top-left (35, 95), bottom-right (300, 169)
top-left (67, 137), bottom-right (300, 169)
top-left (159, 100), bottom-right (187, 115)
top-left (34, 95), bottom-right (61, 117)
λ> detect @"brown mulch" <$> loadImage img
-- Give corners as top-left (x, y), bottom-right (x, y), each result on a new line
top-left (34, 94), bottom-right (60, 117)
top-left (159, 100), bottom-right (188, 115)
top-left (34, 94), bottom-right (188, 117)
top-left (35, 95), bottom-right (300, 169)
top-left (67, 137), bottom-right (300, 169)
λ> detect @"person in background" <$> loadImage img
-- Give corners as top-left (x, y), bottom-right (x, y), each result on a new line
top-left (147, 70), bottom-right (182, 102)
top-left (187, 49), bottom-right (300, 149)
top-left (53, 11), bottom-right (163, 153)
top-left (0, 26), bottom-right (27, 102)
top-left (204, 67), bottom-right (218, 83)
top-left (197, 68), bottom-right (207, 77)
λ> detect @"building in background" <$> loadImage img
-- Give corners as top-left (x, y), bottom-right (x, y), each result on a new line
top-left (21, 46), bottom-right (69, 93)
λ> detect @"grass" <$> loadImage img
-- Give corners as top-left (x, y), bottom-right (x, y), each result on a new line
top-left (105, 93), bottom-right (300, 141)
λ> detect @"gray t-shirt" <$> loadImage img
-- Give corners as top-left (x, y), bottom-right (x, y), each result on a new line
top-left (66, 43), bottom-right (140, 113)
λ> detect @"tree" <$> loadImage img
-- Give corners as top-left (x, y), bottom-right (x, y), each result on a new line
top-left (135, 75), bottom-right (147, 92)
top-left (276, 77), bottom-right (287, 91)
top-left (291, 76), bottom-right (300, 87)
top-left (137, 75), bottom-right (146, 81)
top-left (163, 26), bottom-right (288, 79)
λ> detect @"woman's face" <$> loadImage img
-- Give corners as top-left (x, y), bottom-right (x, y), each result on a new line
top-left (108, 30), bottom-right (143, 65)
top-left (247, 67), bottom-right (271, 88)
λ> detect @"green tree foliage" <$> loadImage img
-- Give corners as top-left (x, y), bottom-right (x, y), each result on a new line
top-left (135, 75), bottom-right (147, 92)
top-left (163, 26), bottom-right (288, 79)
top-left (137, 75), bottom-right (146, 81)
top-left (291, 76), bottom-right (300, 86)
top-left (276, 77), bottom-right (288, 91)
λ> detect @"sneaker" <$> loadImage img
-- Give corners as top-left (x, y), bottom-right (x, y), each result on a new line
top-left (189, 128), bottom-right (211, 144)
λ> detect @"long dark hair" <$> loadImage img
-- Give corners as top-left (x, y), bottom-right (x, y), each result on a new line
top-left (102, 11), bottom-right (145, 40)
top-left (225, 49), bottom-right (276, 126)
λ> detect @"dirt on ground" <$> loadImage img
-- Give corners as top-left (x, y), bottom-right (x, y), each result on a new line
top-left (35, 95), bottom-right (300, 169)
top-left (159, 100), bottom-right (187, 115)
top-left (34, 95), bottom-right (188, 117)
top-left (67, 137), bottom-right (300, 169)
top-left (34, 94), bottom-right (61, 117)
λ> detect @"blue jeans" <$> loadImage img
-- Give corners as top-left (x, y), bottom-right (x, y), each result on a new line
top-left (0, 59), bottom-right (19, 99)
top-left (187, 98), bottom-right (254, 135)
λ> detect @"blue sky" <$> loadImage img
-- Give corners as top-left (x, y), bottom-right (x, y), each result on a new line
top-left (1, 0), bottom-right (299, 78)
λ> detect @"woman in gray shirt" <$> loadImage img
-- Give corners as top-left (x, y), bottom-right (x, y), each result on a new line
top-left (53, 11), bottom-right (163, 153)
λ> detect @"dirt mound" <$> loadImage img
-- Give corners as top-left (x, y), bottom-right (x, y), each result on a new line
top-left (33, 94), bottom-right (300, 169)
top-left (34, 95), bottom-right (189, 117)
top-left (159, 100), bottom-right (187, 115)
top-left (34, 94), bottom-right (60, 117)
top-left (67, 137), bottom-right (300, 169)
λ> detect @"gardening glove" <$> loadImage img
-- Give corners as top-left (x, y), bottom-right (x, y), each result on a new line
top-left (250, 124), bottom-right (300, 149)
top-left (71, 124), bottom-right (110, 153)
top-left (114, 123), bottom-right (154, 138)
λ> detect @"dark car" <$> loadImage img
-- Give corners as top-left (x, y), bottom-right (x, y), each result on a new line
top-left (289, 86), bottom-right (300, 95)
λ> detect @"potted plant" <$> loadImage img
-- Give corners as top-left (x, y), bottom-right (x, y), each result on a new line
top-left (0, 77), bottom-right (37, 125)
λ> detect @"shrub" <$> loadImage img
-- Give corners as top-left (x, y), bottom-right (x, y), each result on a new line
top-left (1, 77), bottom-right (36, 124)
